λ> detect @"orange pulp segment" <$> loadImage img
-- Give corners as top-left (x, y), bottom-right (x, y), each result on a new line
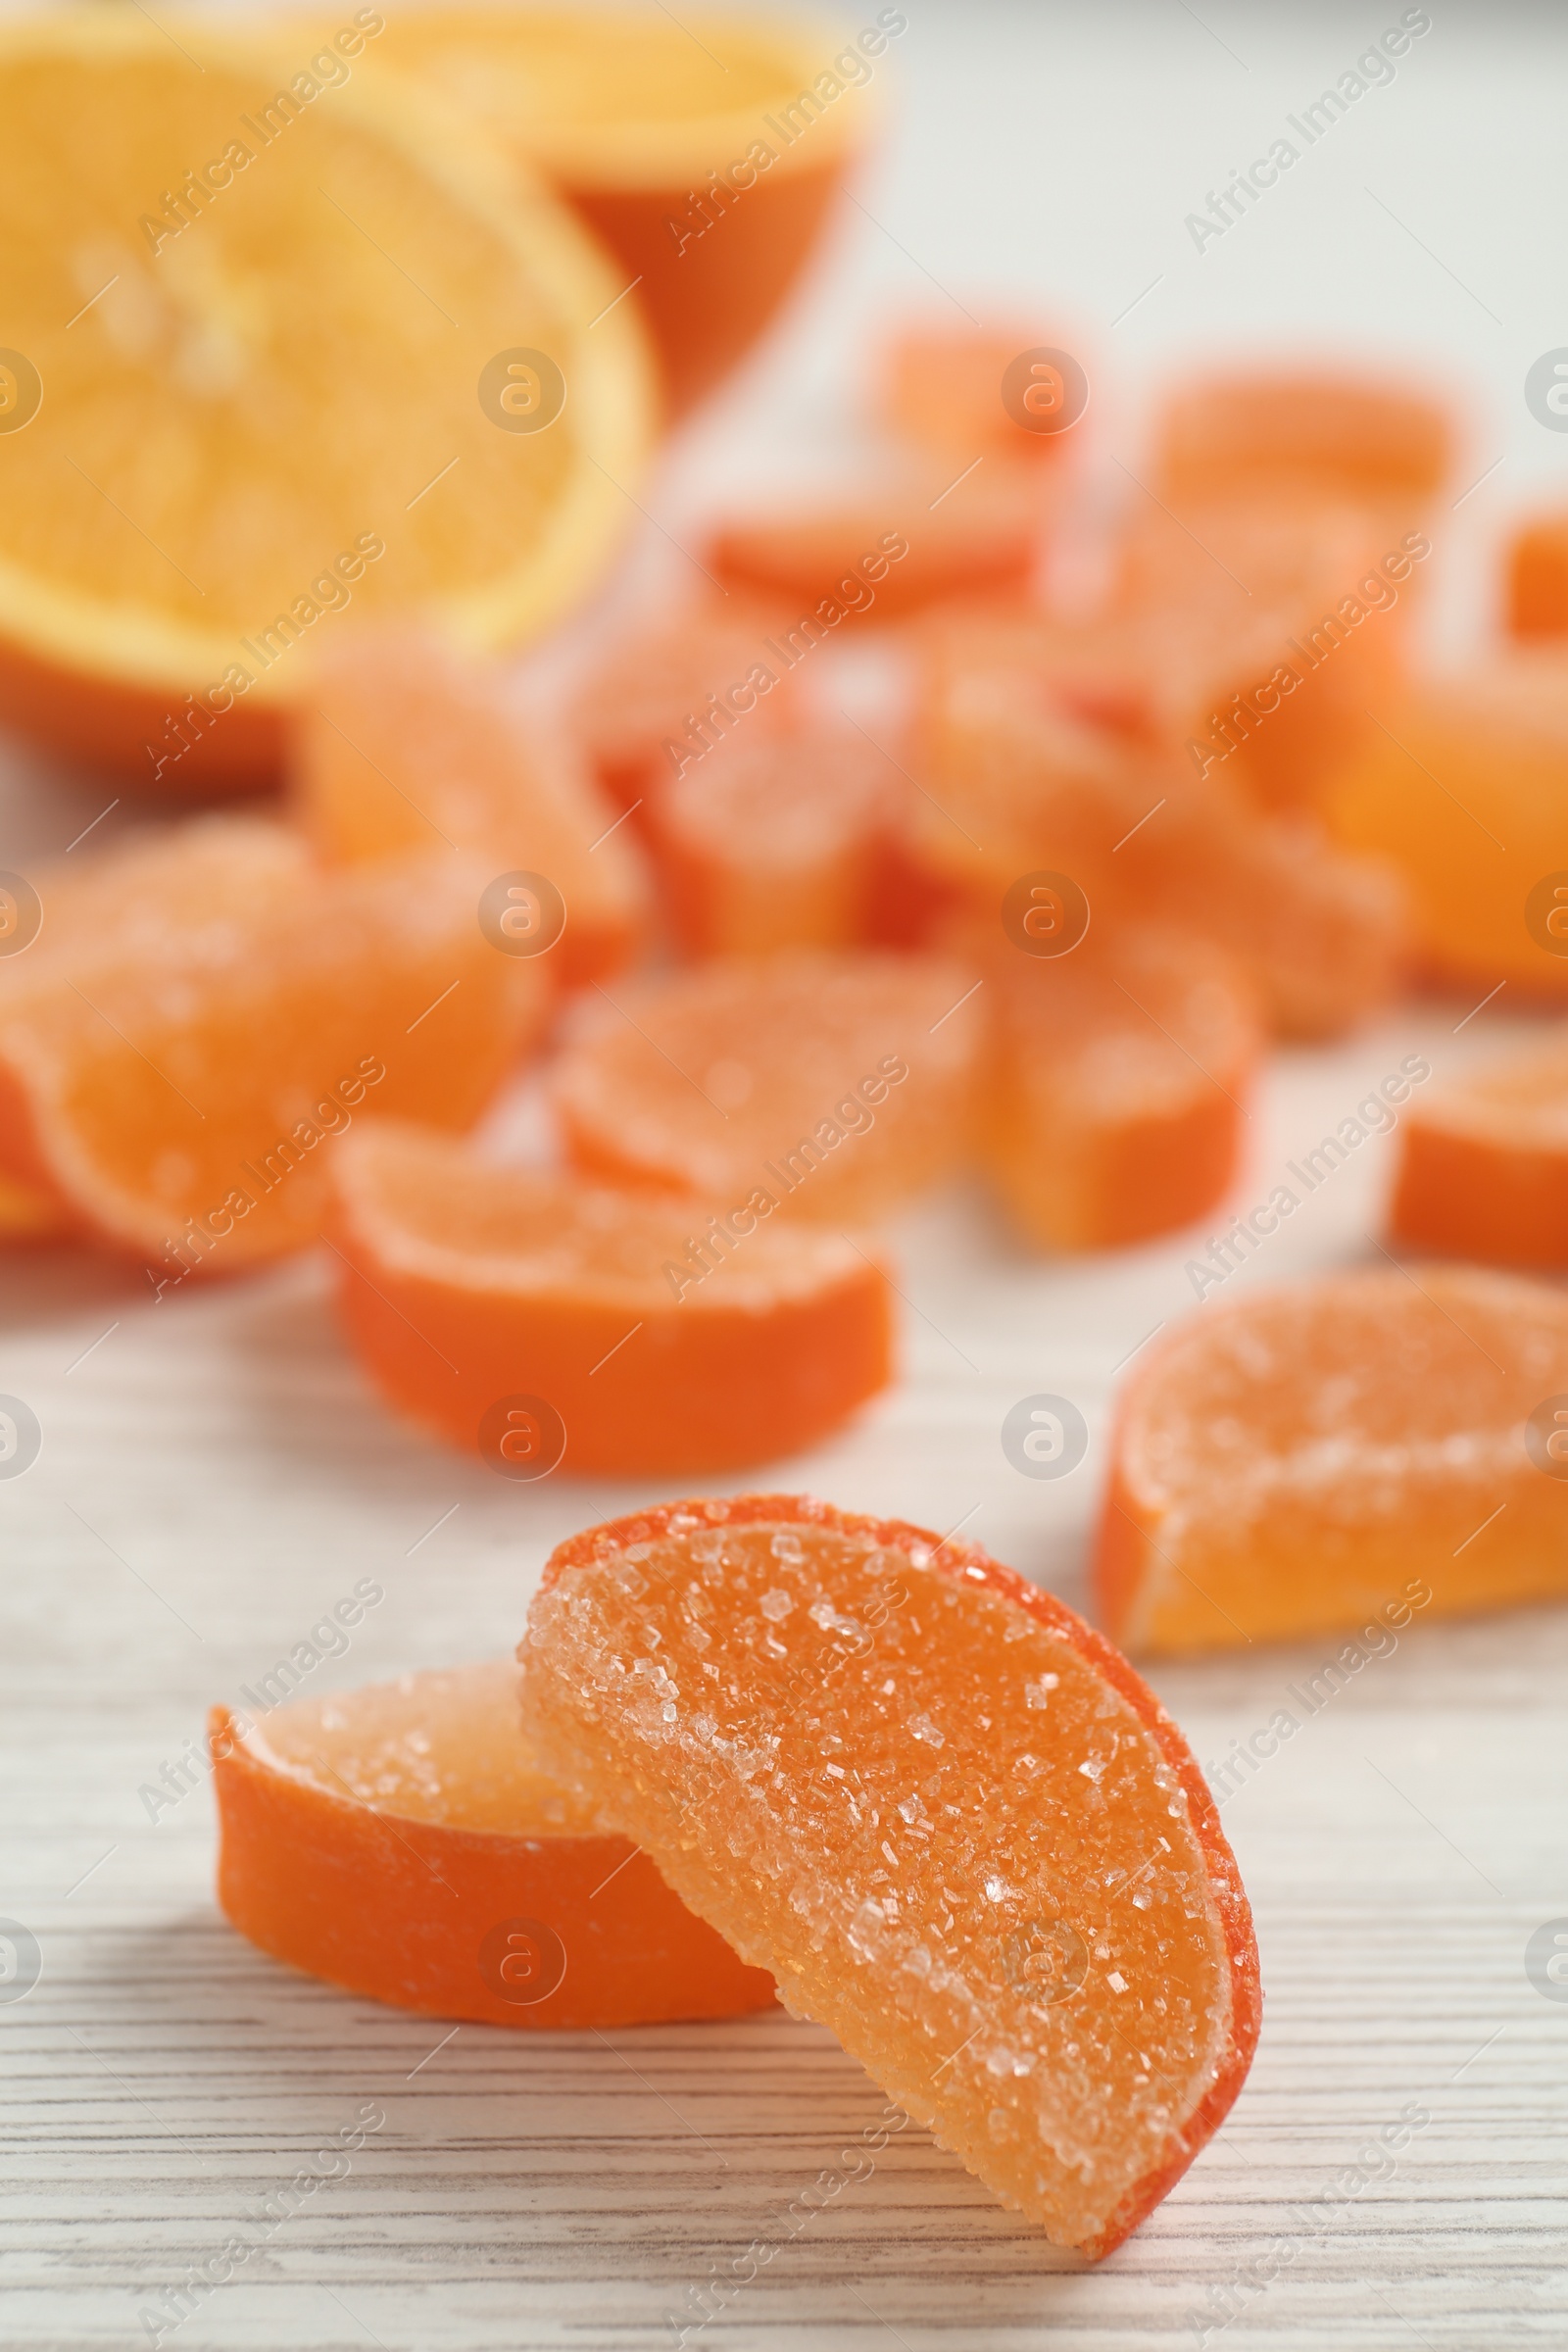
top-left (330, 1120), bottom-right (893, 1474)
top-left (650, 723), bottom-right (898, 957)
top-left (0, 850), bottom-right (548, 1271)
top-left (983, 928), bottom-right (1261, 1250)
top-left (293, 628), bottom-right (647, 986)
top-left (518, 1494), bottom-right (1260, 2257)
top-left (1096, 1268), bottom-right (1568, 1654)
top-left (1391, 1027), bottom-right (1568, 1267)
top-left (553, 950), bottom-right (984, 1221)
top-left (213, 1659), bottom-right (776, 2028)
top-left (1326, 658), bottom-right (1568, 1002)
top-left (0, 13), bottom-right (654, 787)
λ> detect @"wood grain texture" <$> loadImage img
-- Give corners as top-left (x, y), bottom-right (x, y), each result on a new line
top-left (4, 980), bottom-right (1567, 2351)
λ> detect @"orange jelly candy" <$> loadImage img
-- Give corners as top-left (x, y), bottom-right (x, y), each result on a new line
top-left (0, 1169), bottom-right (67, 1241)
top-left (1154, 370), bottom-right (1453, 508)
top-left (707, 485), bottom-right (1037, 620)
top-left (915, 649), bottom-right (1406, 1040)
top-left (293, 630), bottom-right (647, 988)
top-left (1112, 494), bottom-right (1424, 811)
top-left (1508, 513), bottom-right (1568, 640)
top-left (649, 723), bottom-right (898, 957)
top-left (1326, 658), bottom-right (1568, 1002)
top-left (569, 603), bottom-right (799, 815)
top-left (1096, 1268), bottom-right (1568, 1654)
top-left (0, 842), bottom-right (547, 1271)
top-left (984, 928), bottom-right (1261, 1251)
top-left (518, 1494), bottom-right (1260, 2257)
top-left (213, 1660), bottom-right (776, 2029)
top-left (554, 950), bottom-right (982, 1223)
top-left (880, 324), bottom-right (1082, 466)
top-left (1391, 1028), bottom-right (1568, 1268)
top-left (0, 817), bottom-right (312, 1241)
top-left (330, 1121), bottom-right (892, 1475)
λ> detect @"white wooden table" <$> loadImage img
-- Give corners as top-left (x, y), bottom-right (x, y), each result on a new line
top-left (5, 6), bottom-right (1567, 2345)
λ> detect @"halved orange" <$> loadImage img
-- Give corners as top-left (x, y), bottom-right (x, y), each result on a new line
top-left (213, 1659), bottom-right (776, 2028)
top-left (369, 9), bottom-right (881, 415)
top-left (0, 13), bottom-right (654, 787)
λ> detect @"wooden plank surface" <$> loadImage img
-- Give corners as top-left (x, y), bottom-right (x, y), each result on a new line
top-left (4, 994), bottom-right (1567, 2350)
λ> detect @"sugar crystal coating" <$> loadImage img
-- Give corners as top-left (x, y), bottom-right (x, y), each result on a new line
top-left (520, 1496), bottom-right (1257, 2255)
top-left (1098, 1267), bottom-right (1568, 1652)
top-left (552, 951), bottom-right (982, 1221)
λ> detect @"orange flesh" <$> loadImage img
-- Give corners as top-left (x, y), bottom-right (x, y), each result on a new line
top-left (983, 928), bottom-right (1260, 1250)
top-left (1392, 1029), bottom-right (1568, 1267)
top-left (1508, 515), bottom-right (1568, 640)
top-left (0, 848), bottom-right (548, 1265)
top-left (330, 1120), bottom-right (892, 1474)
top-left (916, 653), bottom-right (1406, 1040)
top-left (214, 1660), bottom-right (776, 2029)
top-left (519, 1495), bottom-right (1259, 2257)
top-left (1326, 659), bottom-right (1568, 1001)
top-left (0, 18), bottom-right (656, 786)
top-left (293, 630), bottom-right (646, 987)
top-left (553, 950), bottom-right (983, 1221)
top-left (1154, 372), bottom-right (1453, 507)
top-left (651, 726), bottom-right (898, 957)
top-left (1096, 1268), bottom-right (1568, 1654)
